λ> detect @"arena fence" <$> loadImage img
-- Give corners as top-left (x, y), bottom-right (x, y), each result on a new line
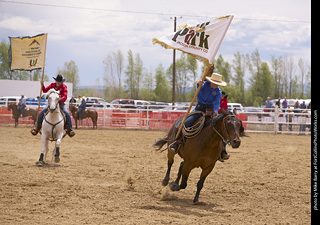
top-left (0, 105), bottom-right (311, 135)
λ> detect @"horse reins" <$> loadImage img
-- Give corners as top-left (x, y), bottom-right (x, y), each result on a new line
top-left (45, 94), bottom-right (65, 141)
top-left (212, 115), bottom-right (237, 146)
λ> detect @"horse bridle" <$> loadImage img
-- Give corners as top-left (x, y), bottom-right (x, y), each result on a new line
top-left (45, 92), bottom-right (65, 141)
top-left (48, 92), bottom-right (59, 112)
top-left (212, 114), bottom-right (237, 145)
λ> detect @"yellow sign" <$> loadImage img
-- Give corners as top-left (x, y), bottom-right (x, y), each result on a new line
top-left (10, 33), bottom-right (47, 71)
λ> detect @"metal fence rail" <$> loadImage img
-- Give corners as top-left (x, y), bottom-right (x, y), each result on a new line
top-left (0, 105), bottom-right (311, 135)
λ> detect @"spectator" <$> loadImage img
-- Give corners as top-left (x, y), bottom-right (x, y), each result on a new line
top-left (265, 97), bottom-right (273, 112)
top-left (287, 107), bottom-right (294, 131)
top-left (300, 101), bottom-right (307, 110)
top-left (308, 101), bottom-right (311, 109)
top-left (93, 99), bottom-right (101, 107)
top-left (282, 97), bottom-right (288, 108)
top-left (275, 98), bottom-right (281, 108)
top-left (76, 95), bottom-right (82, 105)
top-left (69, 96), bottom-right (76, 105)
top-left (294, 101), bottom-right (300, 113)
top-left (299, 110), bottom-right (307, 134)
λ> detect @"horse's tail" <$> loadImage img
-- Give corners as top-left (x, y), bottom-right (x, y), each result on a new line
top-left (153, 137), bottom-right (169, 152)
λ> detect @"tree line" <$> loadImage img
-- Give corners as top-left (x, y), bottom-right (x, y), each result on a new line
top-left (0, 39), bottom-right (311, 106)
top-left (103, 48), bottom-right (311, 106)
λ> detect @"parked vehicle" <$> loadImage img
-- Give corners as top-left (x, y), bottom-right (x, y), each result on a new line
top-left (227, 103), bottom-right (244, 112)
top-left (85, 97), bottom-right (108, 108)
top-left (111, 99), bottom-right (135, 108)
top-left (0, 96), bottom-right (20, 107)
top-left (134, 100), bottom-right (151, 109)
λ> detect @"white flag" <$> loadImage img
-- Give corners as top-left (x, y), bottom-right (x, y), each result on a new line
top-left (152, 15), bottom-right (233, 65)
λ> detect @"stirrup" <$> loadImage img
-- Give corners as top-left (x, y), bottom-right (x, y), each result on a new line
top-left (31, 125), bottom-right (41, 136)
top-left (168, 141), bottom-right (179, 154)
top-left (66, 127), bottom-right (75, 137)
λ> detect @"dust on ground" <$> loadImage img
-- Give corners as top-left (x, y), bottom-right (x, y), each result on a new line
top-left (0, 126), bottom-right (311, 224)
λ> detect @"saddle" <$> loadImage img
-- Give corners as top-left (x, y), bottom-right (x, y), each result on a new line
top-left (181, 111), bottom-right (206, 139)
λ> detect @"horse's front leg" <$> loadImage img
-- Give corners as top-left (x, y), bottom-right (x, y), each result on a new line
top-left (53, 132), bottom-right (63, 163)
top-left (38, 134), bottom-right (48, 166)
top-left (162, 150), bottom-right (175, 186)
top-left (15, 117), bottom-right (18, 128)
top-left (193, 164), bottom-right (215, 204)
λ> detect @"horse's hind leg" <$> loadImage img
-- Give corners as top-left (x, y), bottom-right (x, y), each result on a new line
top-left (162, 150), bottom-right (175, 186)
top-left (193, 164), bottom-right (215, 204)
top-left (169, 161), bottom-right (184, 191)
top-left (170, 162), bottom-right (191, 192)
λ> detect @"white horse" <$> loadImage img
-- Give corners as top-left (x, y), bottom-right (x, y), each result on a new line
top-left (37, 89), bottom-right (65, 166)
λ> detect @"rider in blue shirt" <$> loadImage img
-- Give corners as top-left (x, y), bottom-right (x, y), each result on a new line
top-left (19, 94), bottom-right (27, 117)
top-left (169, 72), bottom-right (227, 153)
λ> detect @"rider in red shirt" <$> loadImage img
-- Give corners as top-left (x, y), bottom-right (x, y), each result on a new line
top-left (31, 74), bottom-right (75, 137)
top-left (219, 91), bottom-right (229, 161)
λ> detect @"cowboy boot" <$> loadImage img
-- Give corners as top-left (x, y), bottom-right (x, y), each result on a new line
top-left (219, 150), bottom-right (230, 162)
top-left (66, 125), bottom-right (75, 137)
top-left (169, 138), bottom-right (183, 154)
top-left (31, 124), bottom-right (42, 136)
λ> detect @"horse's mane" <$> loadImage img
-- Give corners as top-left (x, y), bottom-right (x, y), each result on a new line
top-left (47, 89), bottom-right (59, 96)
top-left (205, 110), bottom-right (234, 128)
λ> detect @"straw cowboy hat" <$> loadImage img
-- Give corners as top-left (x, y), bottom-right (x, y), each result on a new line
top-left (206, 73), bottom-right (227, 86)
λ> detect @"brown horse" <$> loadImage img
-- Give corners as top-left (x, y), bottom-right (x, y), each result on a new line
top-left (7, 102), bottom-right (37, 127)
top-left (154, 108), bottom-right (244, 204)
top-left (69, 104), bottom-right (98, 129)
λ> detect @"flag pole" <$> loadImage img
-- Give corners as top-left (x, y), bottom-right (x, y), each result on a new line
top-left (34, 33), bottom-right (48, 127)
top-left (175, 63), bottom-right (214, 139)
top-left (173, 16), bottom-right (233, 139)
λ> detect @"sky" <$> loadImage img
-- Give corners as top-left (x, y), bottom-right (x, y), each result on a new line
top-left (0, 0), bottom-right (311, 87)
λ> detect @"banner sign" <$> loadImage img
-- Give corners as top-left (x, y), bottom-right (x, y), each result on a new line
top-left (152, 15), bottom-right (233, 65)
top-left (9, 33), bottom-right (47, 71)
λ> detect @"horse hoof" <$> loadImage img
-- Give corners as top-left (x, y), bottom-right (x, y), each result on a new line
top-left (169, 181), bottom-right (180, 191)
top-left (54, 157), bottom-right (60, 163)
top-left (162, 178), bottom-right (169, 186)
top-left (193, 198), bottom-right (199, 205)
top-left (37, 161), bottom-right (44, 167)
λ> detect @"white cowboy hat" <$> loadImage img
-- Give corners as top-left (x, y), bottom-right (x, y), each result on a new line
top-left (205, 73), bottom-right (227, 86)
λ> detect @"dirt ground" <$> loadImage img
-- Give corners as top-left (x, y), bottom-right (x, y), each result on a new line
top-left (0, 126), bottom-right (311, 224)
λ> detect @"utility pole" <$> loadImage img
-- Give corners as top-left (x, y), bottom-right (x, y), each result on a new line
top-left (170, 16), bottom-right (181, 109)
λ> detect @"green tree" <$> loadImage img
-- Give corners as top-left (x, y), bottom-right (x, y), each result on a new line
top-left (0, 39), bottom-right (18, 79)
top-left (57, 60), bottom-right (79, 93)
top-left (232, 52), bottom-right (246, 104)
top-left (214, 54), bottom-right (232, 84)
top-left (154, 64), bottom-right (170, 102)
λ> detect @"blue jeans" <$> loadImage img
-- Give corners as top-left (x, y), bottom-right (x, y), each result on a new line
top-left (37, 103), bottom-right (72, 128)
top-left (78, 108), bottom-right (85, 120)
top-left (20, 104), bottom-right (26, 116)
top-left (176, 103), bottom-right (214, 140)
